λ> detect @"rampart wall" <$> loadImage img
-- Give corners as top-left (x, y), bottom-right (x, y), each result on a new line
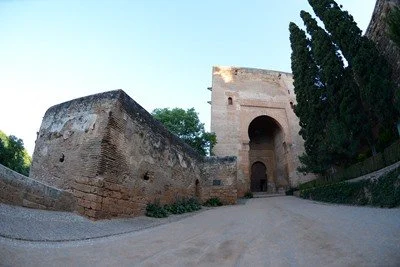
top-left (29, 90), bottom-right (237, 219)
top-left (0, 163), bottom-right (75, 211)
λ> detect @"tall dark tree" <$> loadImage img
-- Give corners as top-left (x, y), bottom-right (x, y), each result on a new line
top-left (300, 11), bottom-right (372, 164)
top-left (308, 0), bottom-right (398, 148)
top-left (387, 6), bottom-right (400, 114)
top-left (387, 6), bottom-right (400, 48)
top-left (289, 22), bottom-right (330, 173)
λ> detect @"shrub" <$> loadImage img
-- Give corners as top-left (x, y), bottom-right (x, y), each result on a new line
top-left (146, 201), bottom-right (168, 218)
top-left (285, 188), bottom-right (297, 196)
top-left (146, 198), bottom-right (201, 218)
top-left (300, 167), bottom-right (400, 208)
top-left (164, 198), bottom-right (201, 214)
top-left (203, 197), bottom-right (223, 207)
top-left (244, 191), bottom-right (253, 198)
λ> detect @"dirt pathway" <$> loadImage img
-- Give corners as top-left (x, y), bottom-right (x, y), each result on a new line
top-left (1, 197), bottom-right (399, 266)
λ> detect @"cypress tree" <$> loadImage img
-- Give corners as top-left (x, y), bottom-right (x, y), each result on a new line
top-left (387, 6), bottom-right (400, 115)
top-left (300, 11), bottom-right (372, 165)
top-left (289, 22), bottom-right (330, 173)
top-left (308, 0), bottom-right (398, 149)
top-left (387, 7), bottom-right (400, 48)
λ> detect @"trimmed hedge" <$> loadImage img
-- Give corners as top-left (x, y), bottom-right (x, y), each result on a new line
top-left (300, 167), bottom-right (400, 208)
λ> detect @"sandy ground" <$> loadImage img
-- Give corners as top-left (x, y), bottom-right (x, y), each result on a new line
top-left (1, 196), bottom-right (399, 267)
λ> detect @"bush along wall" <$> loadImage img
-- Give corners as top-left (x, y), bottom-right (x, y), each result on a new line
top-left (300, 167), bottom-right (400, 208)
top-left (299, 139), bottom-right (400, 191)
top-left (146, 198), bottom-right (202, 218)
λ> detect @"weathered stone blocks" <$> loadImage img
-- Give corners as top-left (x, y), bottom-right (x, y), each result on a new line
top-left (29, 90), bottom-right (237, 219)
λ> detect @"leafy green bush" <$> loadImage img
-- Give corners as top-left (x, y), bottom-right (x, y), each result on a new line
top-left (146, 198), bottom-right (201, 218)
top-left (203, 197), bottom-right (223, 207)
top-left (146, 201), bottom-right (168, 218)
top-left (164, 198), bottom-right (201, 214)
top-left (369, 169), bottom-right (400, 208)
top-left (300, 167), bottom-right (400, 208)
top-left (285, 188), bottom-right (298, 196)
top-left (244, 192), bottom-right (253, 198)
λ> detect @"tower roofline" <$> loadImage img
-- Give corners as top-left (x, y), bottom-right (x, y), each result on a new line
top-left (212, 66), bottom-right (292, 76)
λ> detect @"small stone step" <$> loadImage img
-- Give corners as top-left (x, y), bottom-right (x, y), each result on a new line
top-left (252, 192), bottom-right (285, 198)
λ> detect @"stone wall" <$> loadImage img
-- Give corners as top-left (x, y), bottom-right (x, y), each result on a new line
top-left (30, 90), bottom-right (237, 219)
top-left (366, 0), bottom-right (400, 87)
top-left (200, 157), bottom-right (237, 204)
top-left (0, 163), bottom-right (75, 211)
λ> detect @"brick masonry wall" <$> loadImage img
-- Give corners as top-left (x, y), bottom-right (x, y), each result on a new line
top-left (0, 163), bottom-right (75, 211)
top-left (30, 90), bottom-right (238, 219)
top-left (30, 91), bottom-right (116, 191)
top-left (200, 156), bottom-right (237, 204)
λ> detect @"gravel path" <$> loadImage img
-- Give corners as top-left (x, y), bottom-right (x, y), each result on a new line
top-left (1, 197), bottom-right (399, 266)
top-left (0, 203), bottom-right (204, 242)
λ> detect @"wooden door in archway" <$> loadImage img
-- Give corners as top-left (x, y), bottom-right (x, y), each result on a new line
top-left (251, 162), bottom-right (267, 192)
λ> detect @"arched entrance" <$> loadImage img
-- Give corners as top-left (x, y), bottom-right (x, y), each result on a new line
top-left (248, 115), bottom-right (288, 193)
top-left (251, 161), bottom-right (267, 192)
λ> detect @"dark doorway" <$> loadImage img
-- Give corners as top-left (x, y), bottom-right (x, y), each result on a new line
top-left (251, 162), bottom-right (267, 192)
top-left (195, 179), bottom-right (200, 198)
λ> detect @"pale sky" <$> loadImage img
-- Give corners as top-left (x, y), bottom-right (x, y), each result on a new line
top-left (0, 0), bottom-right (376, 155)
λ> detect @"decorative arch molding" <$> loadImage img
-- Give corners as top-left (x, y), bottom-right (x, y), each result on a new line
top-left (240, 109), bottom-right (292, 146)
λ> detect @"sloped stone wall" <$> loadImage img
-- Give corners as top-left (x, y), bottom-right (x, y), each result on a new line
top-left (30, 90), bottom-right (237, 219)
top-left (0, 163), bottom-right (75, 211)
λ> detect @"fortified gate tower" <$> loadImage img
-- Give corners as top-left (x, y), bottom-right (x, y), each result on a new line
top-left (210, 66), bottom-right (311, 196)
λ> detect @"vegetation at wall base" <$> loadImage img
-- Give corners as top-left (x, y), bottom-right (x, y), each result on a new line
top-left (146, 198), bottom-right (202, 218)
top-left (203, 197), bottom-right (223, 207)
top-left (244, 192), bottom-right (253, 198)
top-left (300, 167), bottom-right (400, 208)
top-left (299, 140), bottom-right (400, 191)
top-left (285, 188), bottom-right (298, 196)
top-left (146, 201), bottom-right (168, 218)
top-left (164, 198), bottom-right (201, 214)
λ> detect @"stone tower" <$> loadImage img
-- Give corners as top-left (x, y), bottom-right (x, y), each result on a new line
top-left (210, 66), bottom-right (312, 196)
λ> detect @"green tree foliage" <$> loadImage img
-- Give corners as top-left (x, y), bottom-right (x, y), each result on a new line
top-left (308, 0), bottom-right (398, 145)
top-left (387, 6), bottom-right (400, 113)
top-left (0, 131), bottom-right (31, 176)
top-left (300, 11), bottom-right (372, 165)
top-left (289, 22), bottom-right (330, 173)
top-left (290, 0), bottom-right (399, 174)
top-left (387, 7), bottom-right (400, 48)
top-left (151, 108), bottom-right (216, 156)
